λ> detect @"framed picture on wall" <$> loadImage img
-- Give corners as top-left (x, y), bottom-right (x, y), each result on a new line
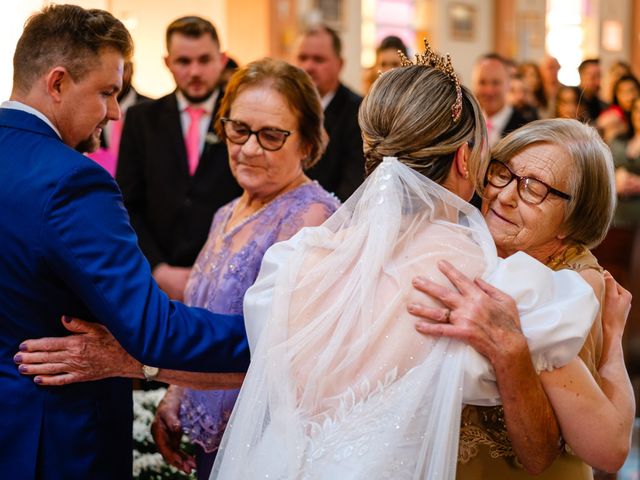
top-left (449, 3), bottom-right (475, 41)
top-left (315, 0), bottom-right (344, 29)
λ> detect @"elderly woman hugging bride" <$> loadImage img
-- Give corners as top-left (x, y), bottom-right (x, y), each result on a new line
top-left (212, 44), bottom-right (633, 479)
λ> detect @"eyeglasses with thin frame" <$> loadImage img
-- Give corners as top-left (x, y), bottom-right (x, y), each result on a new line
top-left (220, 117), bottom-right (292, 151)
top-left (485, 159), bottom-right (572, 205)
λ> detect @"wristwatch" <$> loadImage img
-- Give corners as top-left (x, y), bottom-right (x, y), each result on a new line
top-left (141, 365), bottom-right (159, 381)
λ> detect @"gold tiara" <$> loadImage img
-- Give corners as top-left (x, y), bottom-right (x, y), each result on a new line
top-left (398, 39), bottom-right (463, 122)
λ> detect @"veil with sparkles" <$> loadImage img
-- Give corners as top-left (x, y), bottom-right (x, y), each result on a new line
top-left (210, 157), bottom-right (597, 479)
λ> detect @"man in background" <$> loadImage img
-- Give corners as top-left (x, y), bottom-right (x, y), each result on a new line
top-left (540, 55), bottom-right (561, 117)
top-left (472, 53), bottom-right (530, 148)
top-left (117, 16), bottom-right (241, 300)
top-left (295, 25), bottom-right (364, 201)
top-left (578, 58), bottom-right (608, 123)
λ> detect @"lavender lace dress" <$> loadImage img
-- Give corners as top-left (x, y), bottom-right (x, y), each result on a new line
top-left (179, 181), bottom-right (339, 477)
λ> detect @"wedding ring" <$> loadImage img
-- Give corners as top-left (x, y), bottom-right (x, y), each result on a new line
top-left (443, 308), bottom-right (451, 322)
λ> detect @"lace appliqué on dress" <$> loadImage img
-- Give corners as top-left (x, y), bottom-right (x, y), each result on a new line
top-left (458, 405), bottom-right (521, 466)
top-left (546, 243), bottom-right (603, 274)
top-left (180, 392), bottom-right (234, 452)
top-left (300, 367), bottom-right (433, 480)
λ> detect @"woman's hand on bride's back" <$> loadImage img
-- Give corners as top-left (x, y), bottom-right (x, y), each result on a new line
top-left (408, 259), bottom-right (526, 363)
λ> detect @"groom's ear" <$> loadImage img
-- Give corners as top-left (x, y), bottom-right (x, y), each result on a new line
top-left (454, 143), bottom-right (470, 179)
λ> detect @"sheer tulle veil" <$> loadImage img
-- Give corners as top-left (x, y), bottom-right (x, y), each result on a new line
top-left (210, 157), bottom-right (499, 479)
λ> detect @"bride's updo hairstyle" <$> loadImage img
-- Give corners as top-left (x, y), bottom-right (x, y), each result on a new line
top-left (359, 45), bottom-right (487, 189)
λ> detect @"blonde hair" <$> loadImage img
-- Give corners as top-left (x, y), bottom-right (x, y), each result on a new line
top-left (492, 118), bottom-right (616, 248)
top-left (359, 64), bottom-right (487, 189)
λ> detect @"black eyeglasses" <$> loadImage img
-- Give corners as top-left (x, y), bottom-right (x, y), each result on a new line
top-left (220, 118), bottom-right (292, 151)
top-left (485, 159), bottom-right (572, 205)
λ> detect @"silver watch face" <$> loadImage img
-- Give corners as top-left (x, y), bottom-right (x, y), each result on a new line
top-left (142, 365), bottom-right (159, 380)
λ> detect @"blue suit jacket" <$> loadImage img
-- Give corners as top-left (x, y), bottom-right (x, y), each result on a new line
top-left (0, 108), bottom-right (250, 479)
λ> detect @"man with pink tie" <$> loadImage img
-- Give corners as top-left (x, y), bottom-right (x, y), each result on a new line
top-left (471, 53), bottom-right (531, 148)
top-left (116, 16), bottom-right (241, 300)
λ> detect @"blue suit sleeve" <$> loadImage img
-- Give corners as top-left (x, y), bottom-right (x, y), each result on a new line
top-left (39, 163), bottom-right (249, 372)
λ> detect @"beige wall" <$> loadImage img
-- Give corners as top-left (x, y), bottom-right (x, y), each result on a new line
top-left (515, 0), bottom-right (546, 62)
top-left (294, 0), bottom-right (363, 94)
top-left (340, 0), bottom-right (364, 94)
top-left (598, 0), bottom-right (632, 100)
top-left (225, 0), bottom-right (270, 66)
top-left (0, 1), bottom-right (44, 98)
top-left (429, 0), bottom-right (494, 86)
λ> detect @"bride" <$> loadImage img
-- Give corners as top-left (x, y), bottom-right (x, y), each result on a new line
top-left (210, 46), bottom-right (600, 479)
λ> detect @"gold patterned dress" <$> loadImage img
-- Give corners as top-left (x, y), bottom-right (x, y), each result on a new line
top-left (456, 244), bottom-right (603, 480)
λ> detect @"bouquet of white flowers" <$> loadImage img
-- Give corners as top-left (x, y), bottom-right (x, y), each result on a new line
top-left (133, 388), bottom-right (196, 480)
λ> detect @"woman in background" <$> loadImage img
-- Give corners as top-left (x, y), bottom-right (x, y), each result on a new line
top-left (597, 75), bottom-right (640, 143)
top-left (363, 35), bottom-right (409, 92)
top-left (554, 85), bottom-right (588, 121)
top-left (518, 62), bottom-right (547, 114)
top-left (609, 96), bottom-right (640, 227)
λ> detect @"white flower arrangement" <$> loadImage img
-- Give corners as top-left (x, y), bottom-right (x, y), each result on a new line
top-left (133, 388), bottom-right (196, 480)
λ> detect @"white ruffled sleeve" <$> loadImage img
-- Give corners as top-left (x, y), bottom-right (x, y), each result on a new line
top-left (462, 251), bottom-right (599, 406)
top-left (243, 227), bottom-right (310, 354)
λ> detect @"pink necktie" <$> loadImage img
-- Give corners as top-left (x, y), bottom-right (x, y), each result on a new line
top-left (185, 106), bottom-right (205, 176)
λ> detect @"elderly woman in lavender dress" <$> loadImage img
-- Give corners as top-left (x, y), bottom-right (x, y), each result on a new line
top-left (15, 58), bottom-right (339, 479)
top-left (176, 76), bottom-right (338, 472)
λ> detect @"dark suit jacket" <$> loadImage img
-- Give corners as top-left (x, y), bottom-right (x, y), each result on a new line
top-left (501, 107), bottom-right (532, 138)
top-left (0, 108), bottom-right (249, 479)
top-left (581, 91), bottom-right (608, 123)
top-left (306, 83), bottom-right (364, 201)
top-left (116, 91), bottom-right (241, 269)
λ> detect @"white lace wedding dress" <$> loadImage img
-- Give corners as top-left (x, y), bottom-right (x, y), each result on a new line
top-left (210, 158), bottom-right (598, 480)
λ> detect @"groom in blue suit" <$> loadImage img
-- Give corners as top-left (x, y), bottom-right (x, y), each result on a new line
top-left (0, 5), bottom-right (248, 479)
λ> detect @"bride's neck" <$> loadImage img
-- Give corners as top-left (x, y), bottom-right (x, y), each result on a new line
top-left (441, 175), bottom-right (474, 202)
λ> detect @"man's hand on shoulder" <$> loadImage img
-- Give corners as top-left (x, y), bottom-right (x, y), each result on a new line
top-left (15, 316), bottom-right (141, 385)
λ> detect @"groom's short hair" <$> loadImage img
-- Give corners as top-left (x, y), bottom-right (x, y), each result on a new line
top-left (165, 16), bottom-right (220, 51)
top-left (12, 4), bottom-right (133, 94)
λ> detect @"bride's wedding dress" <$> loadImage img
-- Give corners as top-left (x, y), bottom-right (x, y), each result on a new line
top-left (211, 158), bottom-right (598, 479)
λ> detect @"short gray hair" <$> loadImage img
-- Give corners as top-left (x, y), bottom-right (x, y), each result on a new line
top-left (492, 118), bottom-right (616, 248)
